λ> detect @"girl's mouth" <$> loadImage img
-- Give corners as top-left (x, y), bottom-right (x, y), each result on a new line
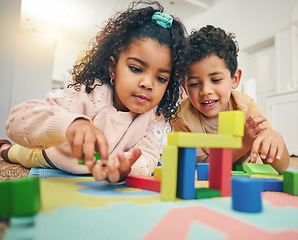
top-left (134, 95), bottom-right (149, 103)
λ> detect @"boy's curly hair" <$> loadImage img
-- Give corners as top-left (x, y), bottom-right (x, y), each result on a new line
top-left (71, 0), bottom-right (187, 121)
top-left (186, 25), bottom-right (239, 77)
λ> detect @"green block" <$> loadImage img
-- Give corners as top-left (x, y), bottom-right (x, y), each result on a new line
top-left (0, 180), bottom-right (11, 217)
top-left (235, 165), bottom-right (244, 171)
top-left (231, 171), bottom-right (250, 177)
top-left (0, 176), bottom-right (40, 217)
top-left (79, 153), bottom-right (105, 166)
top-left (196, 188), bottom-right (221, 199)
top-left (243, 163), bottom-right (279, 176)
top-left (283, 170), bottom-right (298, 196)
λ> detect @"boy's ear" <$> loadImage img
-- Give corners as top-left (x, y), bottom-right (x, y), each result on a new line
top-left (109, 56), bottom-right (116, 79)
top-left (232, 69), bottom-right (242, 89)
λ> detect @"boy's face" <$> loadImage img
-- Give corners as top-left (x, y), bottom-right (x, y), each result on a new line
top-left (184, 55), bottom-right (240, 124)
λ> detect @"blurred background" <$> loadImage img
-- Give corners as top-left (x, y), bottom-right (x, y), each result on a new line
top-left (1, 0), bottom-right (298, 155)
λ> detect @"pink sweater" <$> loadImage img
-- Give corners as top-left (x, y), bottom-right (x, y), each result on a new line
top-left (6, 84), bottom-right (166, 175)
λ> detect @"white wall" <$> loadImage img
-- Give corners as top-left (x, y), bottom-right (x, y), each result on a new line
top-left (0, 0), bottom-right (21, 139)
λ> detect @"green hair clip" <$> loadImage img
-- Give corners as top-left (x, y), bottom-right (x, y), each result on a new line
top-left (151, 12), bottom-right (173, 29)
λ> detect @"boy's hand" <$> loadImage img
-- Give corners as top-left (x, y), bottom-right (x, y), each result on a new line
top-left (250, 129), bottom-right (284, 164)
top-left (66, 118), bottom-right (108, 166)
top-left (91, 146), bottom-right (142, 182)
top-left (243, 114), bottom-right (267, 149)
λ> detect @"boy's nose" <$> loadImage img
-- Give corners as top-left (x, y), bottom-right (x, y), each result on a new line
top-left (200, 83), bottom-right (213, 95)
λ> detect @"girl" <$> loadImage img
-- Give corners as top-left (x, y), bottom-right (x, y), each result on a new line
top-left (1, 1), bottom-right (187, 182)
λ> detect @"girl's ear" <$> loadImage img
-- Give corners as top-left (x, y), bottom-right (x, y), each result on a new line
top-left (232, 69), bottom-right (242, 89)
top-left (109, 56), bottom-right (116, 79)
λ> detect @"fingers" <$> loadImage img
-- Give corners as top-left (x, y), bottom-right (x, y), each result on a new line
top-left (92, 161), bottom-right (108, 181)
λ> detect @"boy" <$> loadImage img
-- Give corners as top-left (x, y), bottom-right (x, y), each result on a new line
top-left (171, 25), bottom-right (289, 174)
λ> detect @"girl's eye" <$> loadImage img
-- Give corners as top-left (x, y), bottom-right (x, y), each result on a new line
top-left (157, 76), bottom-right (168, 83)
top-left (129, 66), bottom-right (142, 74)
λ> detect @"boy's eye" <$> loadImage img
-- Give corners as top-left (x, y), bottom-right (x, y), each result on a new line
top-left (129, 66), bottom-right (142, 73)
top-left (212, 79), bottom-right (222, 83)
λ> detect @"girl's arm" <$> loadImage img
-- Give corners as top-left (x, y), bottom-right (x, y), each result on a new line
top-left (6, 88), bottom-right (91, 149)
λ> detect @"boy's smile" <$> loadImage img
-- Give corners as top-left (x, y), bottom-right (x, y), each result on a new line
top-left (184, 55), bottom-right (240, 125)
top-left (111, 38), bottom-right (172, 114)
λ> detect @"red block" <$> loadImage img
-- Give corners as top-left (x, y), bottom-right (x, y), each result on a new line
top-left (209, 148), bottom-right (232, 196)
top-left (125, 175), bottom-right (161, 192)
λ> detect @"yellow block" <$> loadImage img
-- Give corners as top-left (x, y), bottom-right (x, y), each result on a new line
top-left (161, 145), bottom-right (178, 201)
top-left (167, 132), bottom-right (242, 149)
top-left (250, 174), bottom-right (283, 180)
top-left (154, 166), bottom-right (162, 178)
top-left (218, 110), bottom-right (244, 137)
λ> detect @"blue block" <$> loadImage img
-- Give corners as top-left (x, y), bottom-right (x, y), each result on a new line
top-left (177, 148), bottom-right (196, 200)
top-left (253, 178), bottom-right (283, 192)
top-left (232, 177), bottom-right (262, 213)
top-left (197, 163), bottom-right (209, 180)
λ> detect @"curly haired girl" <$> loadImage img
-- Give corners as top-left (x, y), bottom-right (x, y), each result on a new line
top-left (2, 1), bottom-right (187, 182)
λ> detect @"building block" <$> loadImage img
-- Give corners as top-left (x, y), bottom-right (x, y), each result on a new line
top-left (153, 166), bottom-right (162, 178)
top-left (0, 176), bottom-right (40, 217)
top-left (125, 175), bottom-right (161, 192)
top-left (197, 163), bottom-right (209, 180)
top-left (195, 187), bottom-right (220, 199)
top-left (167, 132), bottom-right (242, 149)
top-left (232, 177), bottom-right (262, 213)
top-left (79, 152), bottom-right (107, 166)
top-left (218, 110), bottom-right (244, 137)
top-left (252, 178), bottom-right (283, 192)
top-left (232, 165), bottom-right (244, 171)
top-left (283, 170), bottom-right (298, 195)
top-left (209, 148), bottom-right (233, 196)
top-left (243, 163), bottom-right (279, 176)
top-left (176, 148), bottom-right (196, 200)
top-left (250, 174), bottom-right (283, 180)
top-left (161, 145), bottom-right (178, 201)
top-left (231, 171), bottom-right (250, 177)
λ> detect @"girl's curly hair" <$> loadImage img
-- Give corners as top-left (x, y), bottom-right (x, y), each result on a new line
top-left (71, 0), bottom-right (187, 121)
top-left (186, 25), bottom-right (239, 77)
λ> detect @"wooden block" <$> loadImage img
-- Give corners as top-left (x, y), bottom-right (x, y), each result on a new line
top-left (209, 148), bottom-right (232, 197)
top-left (218, 110), bottom-right (244, 137)
top-left (176, 148), bottom-right (196, 200)
top-left (125, 175), bottom-right (160, 192)
top-left (283, 170), bottom-right (298, 195)
top-left (243, 163), bottom-right (279, 176)
top-left (195, 187), bottom-right (220, 199)
top-left (167, 132), bottom-right (242, 149)
top-left (161, 145), bottom-right (178, 201)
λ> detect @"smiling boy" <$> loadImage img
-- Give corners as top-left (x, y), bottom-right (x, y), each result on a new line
top-left (171, 25), bottom-right (289, 174)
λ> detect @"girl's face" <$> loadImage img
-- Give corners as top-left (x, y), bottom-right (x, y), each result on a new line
top-left (110, 38), bottom-right (172, 114)
top-left (183, 55), bottom-right (240, 125)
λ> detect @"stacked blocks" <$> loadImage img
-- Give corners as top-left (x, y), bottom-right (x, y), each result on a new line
top-left (232, 177), bottom-right (262, 213)
top-left (161, 111), bottom-right (244, 201)
top-left (283, 170), bottom-right (298, 195)
top-left (0, 176), bottom-right (41, 217)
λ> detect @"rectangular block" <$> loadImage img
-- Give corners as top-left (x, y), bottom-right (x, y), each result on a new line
top-left (125, 175), bottom-right (160, 192)
top-left (161, 145), bottom-right (178, 201)
top-left (196, 187), bottom-right (221, 199)
top-left (167, 132), bottom-right (242, 149)
top-left (209, 148), bottom-right (233, 196)
top-left (197, 163), bottom-right (209, 181)
top-left (177, 148), bottom-right (196, 200)
top-left (243, 163), bottom-right (279, 176)
top-left (153, 166), bottom-right (162, 178)
top-left (283, 170), bottom-right (298, 195)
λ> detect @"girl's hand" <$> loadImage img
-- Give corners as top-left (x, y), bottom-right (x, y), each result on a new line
top-left (242, 114), bottom-right (267, 149)
top-left (250, 129), bottom-right (284, 164)
top-left (66, 118), bottom-right (108, 166)
top-left (91, 146), bottom-right (142, 183)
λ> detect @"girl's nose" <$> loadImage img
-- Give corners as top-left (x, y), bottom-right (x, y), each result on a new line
top-left (139, 76), bottom-right (153, 90)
